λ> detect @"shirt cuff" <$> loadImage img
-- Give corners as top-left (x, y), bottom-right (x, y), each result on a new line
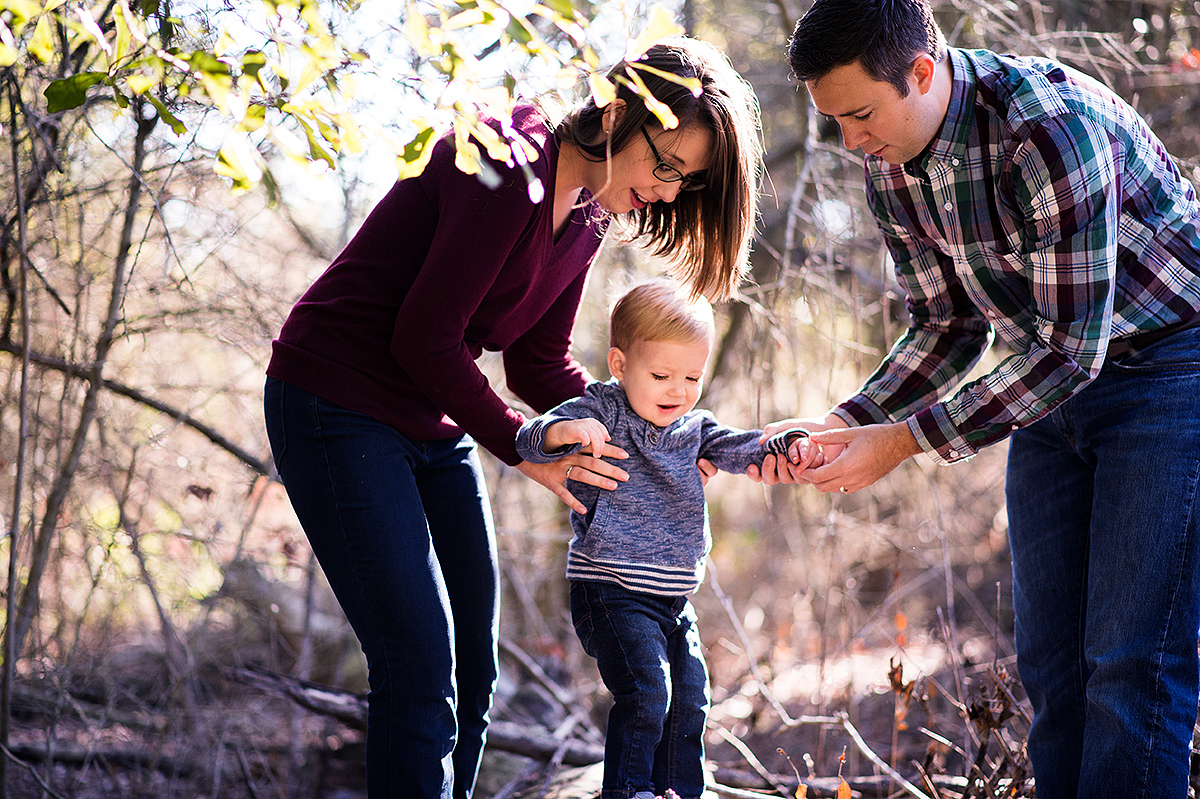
top-left (907, 404), bottom-right (976, 466)
top-left (764, 428), bottom-right (810, 456)
top-left (515, 420), bottom-right (582, 463)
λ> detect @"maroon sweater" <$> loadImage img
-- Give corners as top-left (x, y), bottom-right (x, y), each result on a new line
top-left (267, 106), bottom-right (611, 465)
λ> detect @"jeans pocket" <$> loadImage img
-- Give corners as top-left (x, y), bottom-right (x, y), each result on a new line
top-left (1107, 327), bottom-right (1200, 374)
top-left (569, 582), bottom-right (596, 654)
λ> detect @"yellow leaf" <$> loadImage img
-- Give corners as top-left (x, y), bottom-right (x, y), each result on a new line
top-left (453, 119), bottom-right (481, 176)
top-left (199, 72), bottom-right (234, 113)
top-left (588, 72), bottom-right (615, 108)
top-left (624, 66), bottom-right (677, 129)
top-left (625, 5), bottom-right (682, 61)
top-left (394, 122), bottom-right (438, 179)
top-left (335, 113), bottom-right (362, 153)
top-left (214, 29), bottom-right (235, 58)
top-left (405, 6), bottom-right (436, 57)
top-left (112, 3), bottom-right (133, 65)
top-left (126, 73), bottom-right (156, 94)
top-left (467, 119), bottom-right (510, 162)
top-left (443, 6), bottom-right (489, 30)
top-left (2, 0), bottom-right (42, 27)
top-left (28, 13), bottom-right (55, 64)
top-left (836, 778), bottom-right (851, 799)
top-left (216, 134), bottom-right (263, 193)
top-left (0, 43), bottom-right (16, 66)
top-left (794, 784), bottom-right (807, 798)
top-left (628, 61), bottom-right (701, 99)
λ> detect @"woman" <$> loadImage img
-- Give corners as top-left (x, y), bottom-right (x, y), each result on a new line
top-left (263, 36), bottom-right (762, 799)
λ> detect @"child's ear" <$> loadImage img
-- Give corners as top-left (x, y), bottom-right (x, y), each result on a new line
top-left (607, 347), bottom-right (626, 380)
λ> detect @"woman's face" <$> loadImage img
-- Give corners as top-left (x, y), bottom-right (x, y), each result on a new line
top-left (585, 122), bottom-right (714, 214)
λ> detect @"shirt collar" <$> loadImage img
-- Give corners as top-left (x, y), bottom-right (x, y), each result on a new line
top-left (907, 48), bottom-right (977, 174)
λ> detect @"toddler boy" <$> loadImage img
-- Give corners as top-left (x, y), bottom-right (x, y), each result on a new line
top-left (516, 279), bottom-right (818, 799)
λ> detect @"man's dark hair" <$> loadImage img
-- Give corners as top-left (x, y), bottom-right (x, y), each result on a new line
top-left (787, 0), bottom-right (946, 97)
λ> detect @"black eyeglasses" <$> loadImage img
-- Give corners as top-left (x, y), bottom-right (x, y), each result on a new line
top-left (639, 128), bottom-right (707, 191)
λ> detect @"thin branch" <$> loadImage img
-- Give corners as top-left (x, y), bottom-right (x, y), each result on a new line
top-left (0, 340), bottom-right (268, 474)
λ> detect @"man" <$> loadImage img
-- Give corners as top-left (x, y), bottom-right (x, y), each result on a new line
top-left (761, 1), bottom-right (1200, 796)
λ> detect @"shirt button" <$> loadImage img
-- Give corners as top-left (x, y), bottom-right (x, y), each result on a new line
top-left (943, 201), bottom-right (953, 211)
top-left (649, 432), bottom-right (659, 444)
top-left (951, 158), bottom-right (960, 166)
top-left (947, 449), bottom-right (959, 460)
top-left (1011, 424), bottom-right (1019, 431)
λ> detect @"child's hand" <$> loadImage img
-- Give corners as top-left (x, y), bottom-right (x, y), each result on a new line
top-left (543, 419), bottom-right (613, 459)
top-left (787, 435), bottom-right (824, 472)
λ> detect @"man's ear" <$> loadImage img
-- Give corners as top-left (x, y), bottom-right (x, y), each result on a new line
top-left (607, 347), bottom-right (626, 380)
top-left (911, 53), bottom-right (937, 95)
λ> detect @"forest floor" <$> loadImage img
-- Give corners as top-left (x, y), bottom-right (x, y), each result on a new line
top-left (2, 628), bottom-right (1039, 799)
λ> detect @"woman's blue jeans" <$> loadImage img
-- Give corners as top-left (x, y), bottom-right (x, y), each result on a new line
top-left (1006, 327), bottom-right (1200, 799)
top-left (570, 581), bottom-right (710, 799)
top-left (264, 377), bottom-right (499, 799)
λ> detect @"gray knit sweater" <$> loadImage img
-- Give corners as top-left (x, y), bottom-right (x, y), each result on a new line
top-left (516, 380), bottom-right (805, 596)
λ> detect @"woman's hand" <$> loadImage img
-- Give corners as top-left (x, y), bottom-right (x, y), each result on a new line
top-left (516, 447), bottom-right (630, 514)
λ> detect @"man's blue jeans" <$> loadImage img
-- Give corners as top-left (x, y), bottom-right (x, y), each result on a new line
top-left (1006, 327), bottom-right (1200, 799)
top-left (570, 581), bottom-right (710, 799)
top-left (264, 377), bottom-right (499, 799)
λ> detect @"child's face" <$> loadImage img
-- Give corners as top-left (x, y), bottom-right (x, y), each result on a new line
top-left (608, 336), bottom-right (711, 427)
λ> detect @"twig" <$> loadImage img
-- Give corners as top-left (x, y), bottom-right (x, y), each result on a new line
top-left (0, 744), bottom-right (71, 799)
top-left (713, 725), bottom-right (791, 797)
top-left (237, 747), bottom-right (264, 799)
top-left (536, 711), bottom-right (583, 799)
top-left (498, 637), bottom-right (576, 710)
top-left (706, 557), bottom-right (803, 726)
top-left (835, 711), bottom-right (934, 799)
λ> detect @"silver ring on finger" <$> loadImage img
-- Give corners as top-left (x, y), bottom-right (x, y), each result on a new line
top-left (565, 465), bottom-right (575, 482)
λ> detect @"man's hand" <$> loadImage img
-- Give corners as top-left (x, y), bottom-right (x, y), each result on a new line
top-left (749, 414), bottom-right (849, 484)
top-left (804, 421), bottom-right (921, 493)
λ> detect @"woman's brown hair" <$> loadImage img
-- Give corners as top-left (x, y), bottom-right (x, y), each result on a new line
top-left (557, 37), bottom-right (763, 300)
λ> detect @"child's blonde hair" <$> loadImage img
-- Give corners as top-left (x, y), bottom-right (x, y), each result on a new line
top-left (609, 279), bottom-right (715, 352)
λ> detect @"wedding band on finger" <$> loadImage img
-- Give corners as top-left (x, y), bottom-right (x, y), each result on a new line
top-left (565, 465), bottom-right (575, 482)
top-left (839, 486), bottom-right (848, 494)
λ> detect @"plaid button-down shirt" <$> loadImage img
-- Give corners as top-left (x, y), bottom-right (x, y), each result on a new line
top-left (835, 47), bottom-right (1200, 465)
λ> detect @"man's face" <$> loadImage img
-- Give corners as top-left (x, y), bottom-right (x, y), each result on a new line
top-left (806, 58), bottom-right (940, 165)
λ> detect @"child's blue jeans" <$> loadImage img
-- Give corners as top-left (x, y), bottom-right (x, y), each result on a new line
top-left (570, 580), bottom-right (710, 799)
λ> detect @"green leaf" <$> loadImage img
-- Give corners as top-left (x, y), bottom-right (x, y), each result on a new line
top-left (44, 72), bottom-right (107, 113)
top-left (146, 94), bottom-right (187, 135)
top-left (401, 126), bottom-right (436, 164)
top-left (241, 50), bottom-right (267, 82)
top-left (505, 15), bottom-right (534, 45)
top-left (538, 0), bottom-right (576, 16)
top-left (188, 50), bottom-right (232, 75)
